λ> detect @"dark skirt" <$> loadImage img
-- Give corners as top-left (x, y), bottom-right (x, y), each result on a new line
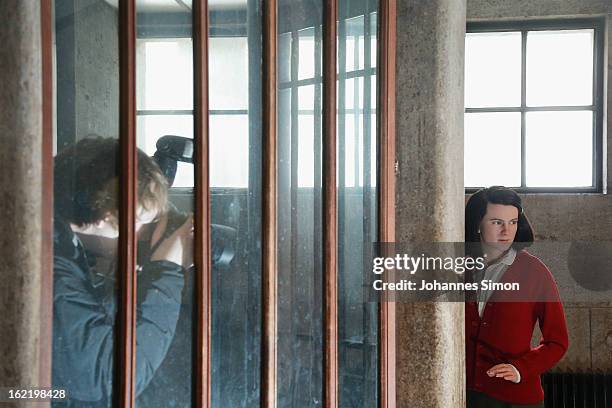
top-left (467, 390), bottom-right (545, 408)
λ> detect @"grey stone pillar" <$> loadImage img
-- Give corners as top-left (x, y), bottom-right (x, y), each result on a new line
top-left (0, 0), bottom-right (45, 398)
top-left (395, 0), bottom-right (466, 407)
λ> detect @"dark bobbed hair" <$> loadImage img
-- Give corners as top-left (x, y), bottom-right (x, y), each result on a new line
top-left (54, 136), bottom-right (168, 227)
top-left (465, 186), bottom-right (534, 257)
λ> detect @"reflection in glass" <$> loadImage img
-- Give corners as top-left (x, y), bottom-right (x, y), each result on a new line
top-left (344, 15), bottom-right (365, 72)
top-left (210, 115), bottom-right (249, 188)
top-left (465, 32), bottom-right (521, 108)
top-left (527, 30), bottom-right (593, 107)
top-left (278, 3), bottom-right (324, 406)
top-left (526, 111), bottom-right (593, 187)
top-left (465, 112), bottom-right (522, 188)
top-left (136, 114), bottom-right (195, 187)
top-left (299, 27), bottom-right (317, 80)
top-left (52, 1), bottom-right (120, 406)
top-left (135, 2), bottom-right (195, 407)
top-left (209, 37), bottom-right (249, 110)
top-left (338, 3), bottom-right (378, 407)
top-left (137, 39), bottom-right (194, 110)
top-left (209, 1), bottom-right (262, 407)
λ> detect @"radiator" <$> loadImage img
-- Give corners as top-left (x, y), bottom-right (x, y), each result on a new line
top-left (542, 372), bottom-right (612, 408)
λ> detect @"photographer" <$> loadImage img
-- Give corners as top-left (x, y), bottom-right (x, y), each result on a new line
top-left (52, 137), bottom-right (193, 407)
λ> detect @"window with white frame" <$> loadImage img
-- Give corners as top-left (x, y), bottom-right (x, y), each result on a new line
top-left (464, 20), bottom-right (604, 192)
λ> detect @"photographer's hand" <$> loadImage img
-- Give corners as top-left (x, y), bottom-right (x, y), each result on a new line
top-left (151, 215), bottom-right (194, 268)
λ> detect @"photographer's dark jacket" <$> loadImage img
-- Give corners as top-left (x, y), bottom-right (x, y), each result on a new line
top-left (52, 221), bottom-right (184, 407)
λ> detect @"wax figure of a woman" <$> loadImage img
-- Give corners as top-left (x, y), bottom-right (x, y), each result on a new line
top-left (465, 186), bottom-right (568, 408)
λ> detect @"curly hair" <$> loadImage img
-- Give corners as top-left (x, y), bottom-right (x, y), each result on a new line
top-left (54, 137), bottom-right (168, 227)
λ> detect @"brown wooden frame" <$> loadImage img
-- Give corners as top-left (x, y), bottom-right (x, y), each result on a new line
top-left (193, 1), bottom-right (212, 407)
top-left (378, 0), bottom-right (397, 407)
top-left (322, 1), bottom-right (339, 407)
top-left (40, 0), bottom-right (54, 394)
top-left (262, 0), bottom-right (278, 406)
top-left (118, 0), bottom-right (138, 406)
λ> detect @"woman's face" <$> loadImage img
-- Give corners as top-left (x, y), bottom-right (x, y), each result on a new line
top-left (479, 203), bottom-right (519, 253)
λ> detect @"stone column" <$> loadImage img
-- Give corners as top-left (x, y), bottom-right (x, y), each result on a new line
top-left (395, 0), bottom-right (466, 407)
top-left (0, 0), bottom-right (45, 399)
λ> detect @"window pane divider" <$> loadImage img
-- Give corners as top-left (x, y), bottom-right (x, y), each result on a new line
top-left (323, 0), bottom-right (338, 406)
top-left (118, 0), bottom-right (137, 406)
top-left (136, 109), bottom-right (250, 115)
top-left (41, 0), bottom-right (54, 390)
top-left (466, 105), bottom-right (596, 113)
top-left (137, 109), bottom-right (194, 115)
top-left (262, 0), bottom-right (278, 406)
top-left (378, 0), bottom-right (396, 407)
top-left (193, 0), bottom-right (212, 406)
top-left (279, 68), bottom-right (376, 89)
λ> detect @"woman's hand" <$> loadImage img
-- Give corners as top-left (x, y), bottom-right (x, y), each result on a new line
top-left (487, 363), bottom-right (521, 383)
top-left (151, 214), bottom-right (194, 268)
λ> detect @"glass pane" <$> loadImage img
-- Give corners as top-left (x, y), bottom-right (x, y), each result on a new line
top-left (370, 13), bottom-right (377, 69)
top-left (298, 114), bottom-right (316, 188)
top-left (526, 111), bottom-right (593, 187)
top-left (209, 37), bottom-right (249, 110)
top-left (136, 38), bottom-right (194, 110)
top-left (52, 0), bottom-right (119, 405)
top-left (464, 112), bottom-right (521, 187)
top-left (299, 84), bottom-right (315, 110)
top-left (345, 15), bottom-right (365, 72)
top-left (210, 114), bottom-right (249, 188)
top-left (527, 30), bottom-right (594, 107)
top-left (278, 2), bottom-right (324, 406)
top-left (209, 2), bottom-right (262, 407)
top-left (136, 114), bottom-right (194, 154)
top-left (136, 114), bottom-right (195, 187)
top-left (279, 32), bottom-right (292, 83)
top-left (338, 5), bottom-right (378, 408)
top-left (465, 32), bottom-right (521, 108)
top-left (135, 2), bottom-right (195, 407)
top-left (298, 27), bottom-right (316, 80)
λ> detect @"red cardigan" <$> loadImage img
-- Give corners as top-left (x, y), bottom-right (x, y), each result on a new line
top-left (465, 250), bottom-right (568, 404)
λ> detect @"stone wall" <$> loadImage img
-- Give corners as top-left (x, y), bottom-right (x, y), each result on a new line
top-left (395, 1), bottom-right (466, 406)
top-left (55, 0), bottom-right (119, 150)
top-left (0, 1), bottom-right (45, 403)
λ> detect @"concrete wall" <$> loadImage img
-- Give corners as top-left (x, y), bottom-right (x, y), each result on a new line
top-left (395, 0), bottom-right (466, 406)
top-left (0, 1), bottom-right (45, 402)
top-left (55, 0), bottom-right (119, 150)
top-left (468, 0), bottom-right (612, 371)
top-left (74, 0), bottom-right (119, 142)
